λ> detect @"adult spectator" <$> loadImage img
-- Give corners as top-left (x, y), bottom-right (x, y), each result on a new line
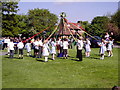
top-left (76, 36), bottom-right (84, 61)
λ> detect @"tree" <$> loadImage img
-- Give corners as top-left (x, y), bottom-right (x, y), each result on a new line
top-left (90, 16), bottom-right (110, 37)
top-left (111, 10), bottom-right (120, 28)
top-left (110, 10), bottom-right (120, 40)
top-left (27, 8), bottom-right (58, 36)
top-left (86, 24), bottom-right (104, 37)
top-left (2, 2), bottom-right (19, 37)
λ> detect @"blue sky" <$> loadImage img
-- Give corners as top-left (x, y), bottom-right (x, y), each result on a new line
top-left (17, 2), bottom-right (118, 23)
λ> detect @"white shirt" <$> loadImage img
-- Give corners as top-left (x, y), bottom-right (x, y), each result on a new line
top-left (63, 41), bottom-right (69, 49)
top-left (56, 39), bottom-right (61, 45)
top-left (4, 38), bottom-right (10, 43)
top-left (38, 40), bottom-right (43, 46)
top-left (17, 42), bottom-right (24, 49)
top-left (59, 40), bottom-right (63, 47)
top-left (77, 40), bottom-right (83, 50)
top-left (33, 41), bottom-right (39, 49)
top-left (7, 42), bottom-right (14, 50)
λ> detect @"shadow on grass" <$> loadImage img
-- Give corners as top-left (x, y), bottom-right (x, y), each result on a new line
top-left (36, 59), bottom-right (45, 62)
top-left (89, 57), bottom-right (100, 60)
top-left (4, 56), bottom-right (19, 59)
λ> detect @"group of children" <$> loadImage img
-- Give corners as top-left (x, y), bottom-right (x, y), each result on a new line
top-left (98, 37), bottom-right (114, 60)
top-left (2, 32), bottom-right (114, 61)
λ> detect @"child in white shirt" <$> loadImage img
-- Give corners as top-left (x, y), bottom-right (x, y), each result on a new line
top-left (17, 40), bottom-right (24, 59)
top-left (7, 39), bottom-right (14, 58)
top-left (63, 38), bottom-right (69, 59)
top-left (25, 40), bottom-right (31, 56)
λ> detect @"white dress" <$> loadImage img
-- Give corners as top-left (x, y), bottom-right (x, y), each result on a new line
top-left (85, 40), bottom-right (91, 52)
top-left (51, 41), bottom-right (56, 54)
top-left (25, 43), bottom-right (31, 52)
top-left (42, 43), bottom-right (49, 56)
top-left (107, 41), bottom-right (113, 51)
top-left (99, 42), bottom-right (106, 54)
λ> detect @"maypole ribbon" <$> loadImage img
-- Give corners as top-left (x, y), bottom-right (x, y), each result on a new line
top-left (70, 22), bottom-right (98, 40)
top-left (45, 24), bottom-right (59, 41)
top-left (22, 26), bottom-right (51, 43)
top-left (63, 19), bottom-right (77, 42)
top-left (69, 23), bottom-right (82, 38)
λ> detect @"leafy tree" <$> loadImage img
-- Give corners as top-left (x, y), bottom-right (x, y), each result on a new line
top-left (77, 21), bottom-right (90, 29)
top-left (2, 2), bottom-right (19, 37)
top-left (27, 8), bottom-right (58, 36)
top-left (110, 10), bottom-right (120, 40)
top-left (15, 14), bottom-right (29, 37)
top-left (90, 16), bottom-right (110, 37)
top-left (111, 10), bottom-right (120, 28)
top-left (86, 24), bottom-right (104, 37)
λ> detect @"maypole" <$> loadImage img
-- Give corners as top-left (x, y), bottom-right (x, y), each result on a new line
top-left (60, 12), bottom-right (66, 41)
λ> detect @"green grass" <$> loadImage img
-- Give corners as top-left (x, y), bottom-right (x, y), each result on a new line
top-left (1, 47), bottom-right (119, 88)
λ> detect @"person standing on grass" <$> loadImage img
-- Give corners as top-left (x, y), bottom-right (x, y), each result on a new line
top-left (50, 38), bottom-right (56, 60)
top-left (14, 39), bottom-right (19, 54)
top-left (17, 40), bottom-right (24, 59)
top-left (38, 37), bottom-right (43, 58)
top-left (56, 38), bottom-right (61, 56)
top-left (76, 36), bottom-right (84, 61)
top-left (7, 39), bottom-right (14, 58)
top-left (2, 37), bottom-right (10, 50)
top-left (25, 40), bottom-right (31, 56)
top-left (59, 38), bottom-right (63, 55)
top-left (63, 38), bottom-right (69, 59)
top-left (107, 37), bottom-right (113, 57)
top-left (33, 38), bottom-right (39, 58)
top-left (84, 38), bottom-right (91, 57)
top-left (98, 38), bottom-right (107, 60)
top-left (42, 40), bottom-right (50, 62)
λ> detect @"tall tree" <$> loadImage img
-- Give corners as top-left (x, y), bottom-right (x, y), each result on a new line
top-left (2, 2), bottom-right (19, 37)
top-left (27, 8), bottom-right (58, 36)
top-left (90, 16), bottom-right (110, 37)
top-left (110, 10), bottom-right (120, 40)
top-left (111, 10), bottom-right (120, 28)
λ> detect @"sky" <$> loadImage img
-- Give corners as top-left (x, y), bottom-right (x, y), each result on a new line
top-left (17, 1), bottom-right (119, 23)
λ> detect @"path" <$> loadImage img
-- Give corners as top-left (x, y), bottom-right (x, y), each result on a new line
top-left (0, 51), bottom-right (7, 56)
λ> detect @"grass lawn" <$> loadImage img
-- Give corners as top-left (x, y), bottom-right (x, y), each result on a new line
top-left (1, 47), bottom-right (119, 88)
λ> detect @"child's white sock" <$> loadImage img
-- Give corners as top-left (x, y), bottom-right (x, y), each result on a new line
top-left (45, 57), bottom-right (48, 62)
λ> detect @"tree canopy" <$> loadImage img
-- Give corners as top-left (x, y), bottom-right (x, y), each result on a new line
top-left (27, 8), bottom-right (58, 36)
top-left (2, 2), bottom-right (19, 37)
top-left (2, 2), bottom-right (120, 41)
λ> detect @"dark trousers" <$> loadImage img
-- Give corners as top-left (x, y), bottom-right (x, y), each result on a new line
top-left (60, 47), bottom-right (63, 54)
top-left (10, 50), bottom-right (14, 58)
top-left (14, 46), bottom-right (18, 54)
top-left (77, 50), bottom-right (82, 61)
top-left (38, 47), bottom-right (42, 58)
top-left (19, 49), bottom-right (23, 55)
top-left (63, 49), bottom-right (68, 57)
top-left (2, 43), bottom-right (7, 50)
